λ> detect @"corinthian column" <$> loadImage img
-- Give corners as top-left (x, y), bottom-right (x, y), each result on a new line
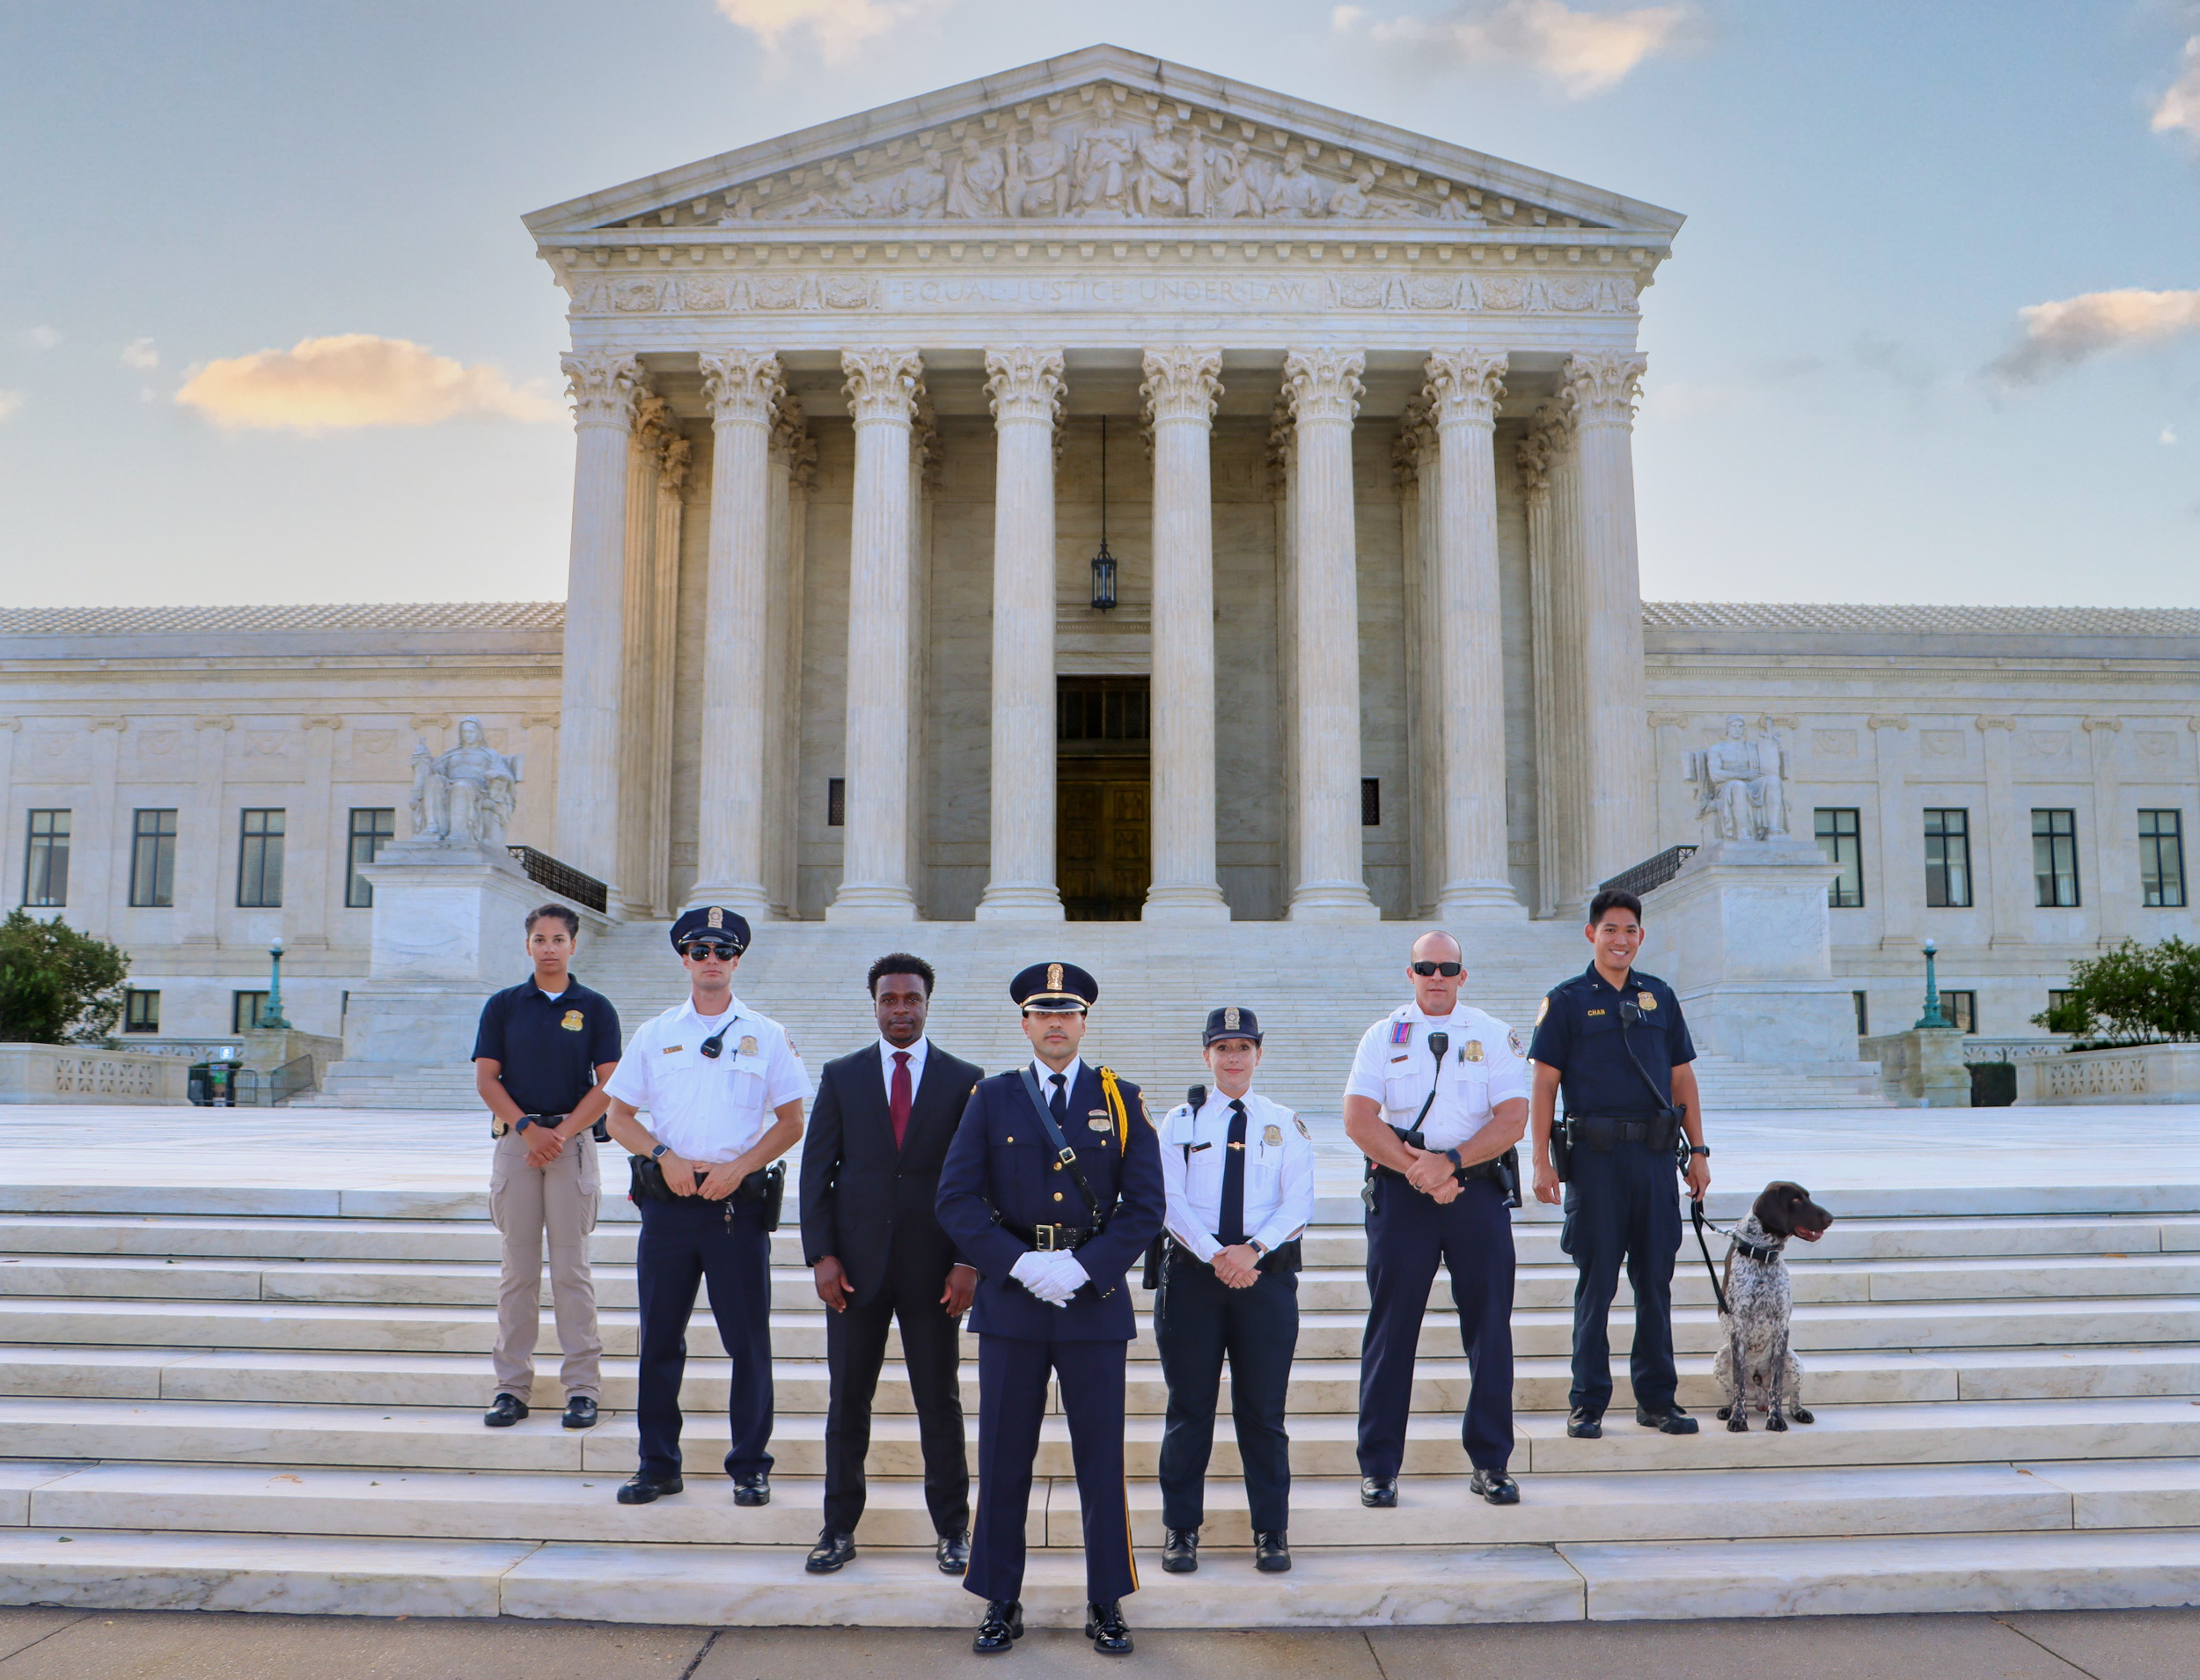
top-left (1283, 348), bottom-right (1378, 921)
top-left (688, 349), bottom-right (782, 919)
top-left (826, 348), bottom-right (924, 922)
top-left (555, 350), bottom-right (641, 892)
top-left (1141, 348), bottom-right (1229, 922)
top-left (1561, 351), bottom-right (1654, 889)
top-left (976, 347), bottom-right (1067, 920)
top-left (1518, 402), bottom-right (1576, 917)
top-left (1425, 349), bottom-right (1522, 917)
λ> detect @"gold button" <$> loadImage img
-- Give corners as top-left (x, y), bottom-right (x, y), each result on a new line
top-left (1052, 1162), bottom-right (1061, 1171)
top-left (1053, 1192), bottom-right (1063, 1202)
top-left (1005, 1136), bottom-right (1014, 1143)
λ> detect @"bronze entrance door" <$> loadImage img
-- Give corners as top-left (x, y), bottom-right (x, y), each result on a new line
top-left (1056, 678), bottom-right (1150, 921)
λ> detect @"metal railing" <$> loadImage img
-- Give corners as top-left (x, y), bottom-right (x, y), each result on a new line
top-left (270, 1054), bottom-right (318, 1105)
top-left (1598, 844), bottom-right (1698, 899)
top-left (507, 846), bottom-right (608, 913)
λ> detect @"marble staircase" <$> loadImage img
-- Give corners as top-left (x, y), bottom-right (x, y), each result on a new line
top-left (0, 1177), bottom-right (2192, 1623)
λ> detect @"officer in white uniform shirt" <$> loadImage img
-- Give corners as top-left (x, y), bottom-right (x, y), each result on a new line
top-left (1155, 1006), bottom-right (1315, 1577)
top-left (1342, 930), bottom-right (1529, 1510)
top-left (602, 906), bottom-right (807, 1509)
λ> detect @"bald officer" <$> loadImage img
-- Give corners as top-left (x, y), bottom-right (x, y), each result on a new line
top-left (1154, 1006), bottom-right (1315, 1576)
top-left (602, 906), bottom-right (807, 1508)
top-left (1343, 930), bottom-right (1529, 1510)
top-left (935, 962), bottom-right (1164, 1659)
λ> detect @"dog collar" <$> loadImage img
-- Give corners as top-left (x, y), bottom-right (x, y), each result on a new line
top-left (1731, 1232), bottom-right (1784, 1262)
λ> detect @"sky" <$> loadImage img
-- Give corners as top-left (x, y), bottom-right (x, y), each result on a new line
top-left (3, 1), bottom-right (2198, 610)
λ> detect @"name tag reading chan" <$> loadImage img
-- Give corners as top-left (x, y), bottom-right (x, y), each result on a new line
top-left (664, 1045), bottom-right (684, 1054)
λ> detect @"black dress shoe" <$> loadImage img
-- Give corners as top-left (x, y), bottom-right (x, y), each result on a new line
top-left (1566, 1409), bottom-right (1602, 1440)
top-left (1471, 1467), bottom-right (1521, 1506)
top-left (732, 1472), bottom-right (771, 1507)
top-left (1253, 1530), bottom-right (1291, 1573)
top-left (935, 1530), bottom-right (970, 1574)
top-left (1636, 1405), bottom-right (1700, 1435)
top-left (1360, 1475), bottom-right (1398, 1508)
top-left (805, 1529), bottom-right (856, 1574)
top-left (482, 1393), bottom-right (528, 1428)
top-left (1161, 1527), bottom-right (1199, 1573)
top-left (1084, 1600), bottom-right (1133, 1656)
top-left (616, 1472), bottom-right (683, 1504)
top-left (561, 1396), bottom-right (598, 1430)
top-left (972, 1599), bottom-right (1023, 1654)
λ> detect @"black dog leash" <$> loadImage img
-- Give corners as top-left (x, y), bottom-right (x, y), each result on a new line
top-left (1690, 1200), bottom-right (1731, 1318)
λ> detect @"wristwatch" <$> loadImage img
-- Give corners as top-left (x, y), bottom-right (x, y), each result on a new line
top-left (513, 1117), bottom-right (532, 1133)
top-left (650, 1142), bottom-right (671, 1160)
top-left (1247, 1239), bottom-right (1268, 1257)
top-left (1443, 1148), bottom-right (1464, 1170)
top-left (1686, 1144), bottom-right (1711, 1156)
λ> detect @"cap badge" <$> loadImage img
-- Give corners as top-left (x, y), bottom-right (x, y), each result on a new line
top-left (1639, 991), bottom-right (1658, 1010)
top-left (738, 1035), bottom-right (758, 1057)
top-left (707, 907), bottom-right (723, 929)
top-left (1263, 1124), bottom-right (1282, 1147)
top-left (1048, 962), bottom-right (1063, 992)
top-left (1224, 1006), bottom-right (1241, 1031)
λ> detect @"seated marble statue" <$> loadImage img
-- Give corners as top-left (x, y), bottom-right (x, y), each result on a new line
top-left (409, 716), bottom-right (522, 848)
top-left (1690, 715), bottom-right (1789, 842)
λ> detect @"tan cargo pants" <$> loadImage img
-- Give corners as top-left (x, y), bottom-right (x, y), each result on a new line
top-left (488, 1127), bottom-right (603, 1403)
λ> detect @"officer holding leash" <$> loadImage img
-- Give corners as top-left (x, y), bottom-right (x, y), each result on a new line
top-left (1529, 886), bottom-right (1711, 1441)
top-left (1152, 1006), bottom-right (1314, 1577)
top-left (601, 906), bottom-right (807, 1508)
top-left (1343, 931), bottom-right (1528, 1511)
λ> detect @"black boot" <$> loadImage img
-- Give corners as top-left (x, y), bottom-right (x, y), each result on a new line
top-left (1161, 1527), bottom-right (1199, 1573)
top-left (1252, 1530), bottom-right (1292, 1573)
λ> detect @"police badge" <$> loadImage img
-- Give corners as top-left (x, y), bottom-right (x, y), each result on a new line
top-left (561, 1009), bottom-right (583, 1032)
top-left (738, 1035), bottom-right (758, 1057)
top-left (1263, 1124), bottom-right (1282, 1147)
top-left (1639, 991), bottom-right (1658, 1011)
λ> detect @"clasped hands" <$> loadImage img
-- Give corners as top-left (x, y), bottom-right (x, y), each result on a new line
top-left (1403, 1145), bottom-right (1463, 1203)
top-left (1009, 1249), bottom-right (1090, 1307)
top-left (649, 1149), bottom-right (748, 1200)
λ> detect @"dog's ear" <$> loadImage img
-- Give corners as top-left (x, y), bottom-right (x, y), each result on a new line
top-left (1755, 1182), bottom-right (1796, 1237)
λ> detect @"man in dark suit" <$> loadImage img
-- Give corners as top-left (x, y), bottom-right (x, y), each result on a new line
top-left (936, 961), bottom-right (1164, 1659)
top-left (799, 953), bottom-right (984, 1577)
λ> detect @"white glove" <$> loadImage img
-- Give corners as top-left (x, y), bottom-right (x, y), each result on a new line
top-left (1041, 1251), bottom-right (1090, 1300)
top-left (1010, 1251), bottom-right (1075, 1306)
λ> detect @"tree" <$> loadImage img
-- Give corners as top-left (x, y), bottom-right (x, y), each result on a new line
top-left (0, 911), bottom-right (130, 1044)
top-left (2033, 937), bottom-right (2200, 1045)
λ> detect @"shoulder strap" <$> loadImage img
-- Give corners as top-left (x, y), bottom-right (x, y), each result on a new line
top-left (1016, 1065), bottom-right (1109, 1231)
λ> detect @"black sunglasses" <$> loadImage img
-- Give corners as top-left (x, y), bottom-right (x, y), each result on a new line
top-left (1410, 961), bottom-right (1463, 978)
top-left (682, 943), bottom-right (742, 962)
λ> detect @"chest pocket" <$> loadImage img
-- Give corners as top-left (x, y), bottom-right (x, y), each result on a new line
top-left (1382, 1064), bottom-right (1434, 1120)
top-left (1580, 1009), bottom-right (1620, 1039)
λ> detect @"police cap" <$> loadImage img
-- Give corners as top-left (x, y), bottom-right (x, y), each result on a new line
top-left (669, 905), bottom-right (752, 956)
top-left (1202, 1005), bottom-right (1263, 1047)
top-left (1010, 960), bottom-right (1096, 1013)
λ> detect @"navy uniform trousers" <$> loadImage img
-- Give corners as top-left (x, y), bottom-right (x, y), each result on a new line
top-left (1357, 1173), bottom-right (1515, 1478)
top-left (1561, 1135), bottom-right (1683, 1417)
top-left (634, 1196), bottom-right (774, 1481)
top-left (1155, 1247), bottom-right (1298, 1532)
top-left (969, 1335), bottom-right (1135, 1605)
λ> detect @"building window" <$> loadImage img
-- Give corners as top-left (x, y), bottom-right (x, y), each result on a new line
top-left (231, 991), bottom-right (269, 1033)
top-left (1056, 679), bottom-right (1150, 743)
top-left (1852, 990), bottom-right (1868, 1035)
top-left (128, 810), bottom-right (178, 907)
top-left (23, 810), bottom-right (70, 907)
top-left (2048, 987), bottom-right (2077, 1024)
top-left (2031, 808), bottom-right (2079, 908)
top-left (346, 808), bottom-right (395, 908)
top-left (1815, 808), bottom-right (1864, 907)
top-left (238, 809), bottom-right (285, 908)
top-left (1940, 989), bottom-right (1977, 1034)
top-left (123, 989), bottom-right (160, 1034)
top-left (1924, 809), bottom-right (1972, 908)
top-left (2139, 810), bottom-right (2187, 908)
top-left (826, 778), bottom-right (845, 827)
top-left (1361, 778), bottom-right (1381, 826)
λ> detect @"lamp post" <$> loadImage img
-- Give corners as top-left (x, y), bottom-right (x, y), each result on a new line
top-left (1913, 935), bottom-right (1951, 1030)
top-left (1089, 414), bottom-right (1118, 611)
top-left (258, 935), bottom-right (292, 1031)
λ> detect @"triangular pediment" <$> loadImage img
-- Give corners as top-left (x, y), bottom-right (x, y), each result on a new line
top-left (524, 45), bottom-right (1683, 243)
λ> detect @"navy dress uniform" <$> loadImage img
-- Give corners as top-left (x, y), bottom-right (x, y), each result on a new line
top-left (1154, 1007), bottom-right (1314, 1571)
top-left (935, 963), bottom-right (1164, 1649)
top-left (601, 910), bottom-right (808, 1499)
top-left (1346, 1000), bottom-right (1527, 1501)
top-left (1528, 964), bottom-right (1698, 1432)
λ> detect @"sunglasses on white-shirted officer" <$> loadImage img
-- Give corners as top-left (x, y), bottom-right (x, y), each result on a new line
top-left (1410, 961), bottom-right (1463, 977)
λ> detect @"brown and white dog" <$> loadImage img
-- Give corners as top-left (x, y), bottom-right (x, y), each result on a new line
top-left (1711, 1181), bottom-right (1834, 1432)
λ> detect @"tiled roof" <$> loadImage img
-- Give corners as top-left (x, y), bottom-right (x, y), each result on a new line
top-left (0, 603), bottom-right (565, 635)
top-left (1644, 601), bottom-right (2200, 636)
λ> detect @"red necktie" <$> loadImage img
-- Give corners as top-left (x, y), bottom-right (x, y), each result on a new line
top-left (891, 1050), bottom-right (913, 1149)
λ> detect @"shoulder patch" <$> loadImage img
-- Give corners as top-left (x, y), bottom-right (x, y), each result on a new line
top-left (1508, 1027), bottom-right (1525, 1058)
top-left (1535, 996), bottom-right (1550, 1026)
top-left (1293, 1113), bottom-right (1311, 1140)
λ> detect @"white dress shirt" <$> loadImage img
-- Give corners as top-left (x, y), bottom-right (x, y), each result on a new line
top-left (1344, 1002), bottom-right (1529, 1153)
top-left (604, 993), bottom-right (808, 1163)
top-left (1029, 1054), bottom-right (1086, 1113)
top-left (879, 1034), bottom-right (930, 1103)
top-left (1160, 1086), bottom-right (1316, 1263)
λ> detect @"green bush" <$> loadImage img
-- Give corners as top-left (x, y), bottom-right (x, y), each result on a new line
top-left (2032, 937), bottom-right (2200, 1045)
top-left (0, 910), bottom-right (130, 1044)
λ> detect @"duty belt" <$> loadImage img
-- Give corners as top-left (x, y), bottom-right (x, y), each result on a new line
top-left (1001, 1220), bottom-right (1094, 1252)
top-left (1566, 1112), bottom-right (1680, 1151)
top-left (1373, 1156), bottom-right (1508, 1188)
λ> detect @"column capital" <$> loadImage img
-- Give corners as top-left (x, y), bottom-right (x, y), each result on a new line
top-left (1140, 348), bottom-right (1223, 426)
top-left (561, 351), bottom-right (642, 429)
top-left (1283, 348), bottom-right (1365, 423)
top-left (1422, 348), bottom-right (1508, 428)
top-left (700, 349), bottom-right (784, 429)
top-left (1560, 350), bottom-right (1648, 426)
top-left (842, 348), bottom-right (925, 426)
top-left (1514, 399), bottom-right (1571, 502)
top-left (984, 347), bottom-right (1066, 427)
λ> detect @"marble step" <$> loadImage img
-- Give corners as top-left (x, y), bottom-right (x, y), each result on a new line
top-left (10, 1457), bottom-right (2139, 1550)
top-left (2, 1392), bottom-right (2196, 1479)
top-left (2, 1523), bottom-right (2197, 1625)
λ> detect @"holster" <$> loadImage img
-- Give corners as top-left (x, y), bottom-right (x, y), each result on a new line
top-left (1551, 1114), bottom-right (1573, 1183)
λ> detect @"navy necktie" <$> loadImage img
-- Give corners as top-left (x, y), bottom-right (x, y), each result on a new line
top-left (1219, 1098), bottom-right (1249, 1247)
top-left (1049, 1072), bottom-right (1068, 1131)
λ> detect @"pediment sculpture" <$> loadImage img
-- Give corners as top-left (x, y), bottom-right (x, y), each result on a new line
top-left (409, 716), bottom-right (522, 849)
top-left (1686, 715), bottom-right (1789, 843)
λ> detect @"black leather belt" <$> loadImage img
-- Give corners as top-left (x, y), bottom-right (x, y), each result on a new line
top-left (1001, 1221), bottom-right (1093, 1251)
top-left (1373, 1156), bottom-right (1506, 1188)
top-left (1567, 1113), bottom-right (1679, 1150)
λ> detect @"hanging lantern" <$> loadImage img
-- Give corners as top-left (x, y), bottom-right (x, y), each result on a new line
top-left (1089, 414), bottom-right (1118, 611)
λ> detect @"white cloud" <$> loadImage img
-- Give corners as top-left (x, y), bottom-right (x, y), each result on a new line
top-left (121, 337), bottom-right (158, 371)
top-left (174, 334), bottom-right (564, 432)
top-left (25, 326), bottom-right (60, 351)
top-left (0, 390), bottom-right (22, 422)
top-left (1333, 0), bottom-right (1694, 98)
top-left (715, 0), bottom-right (946, 61)
top-left (2164, 426), bottom-right (2179, 445)
top-left (2152, 35), bottom-right (2200, 140)
top-left (1989, 288), bottom-right (2200, 386)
